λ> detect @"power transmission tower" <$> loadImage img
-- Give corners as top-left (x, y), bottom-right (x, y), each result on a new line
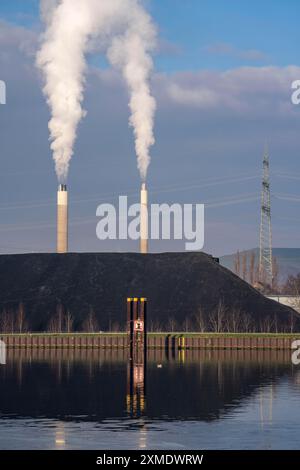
top-left (259, 145), bottom-right (273, 287)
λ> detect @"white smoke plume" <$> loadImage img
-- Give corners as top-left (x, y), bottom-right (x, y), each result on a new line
top-left (37, 0), bottom-right (157, 182)
top-left (40, 0), bottom-right (59, 23)
top-left (37, 0), bottom-right (93, 182)
top-left (107, 6), bottom-right (157, 181)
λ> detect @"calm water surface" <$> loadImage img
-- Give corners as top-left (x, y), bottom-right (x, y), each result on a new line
top-left (0, 348), bottom-right (300, 450)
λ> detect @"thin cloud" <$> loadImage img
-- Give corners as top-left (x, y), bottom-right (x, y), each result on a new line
top-left (203, 42), bottom-right (268, 62)
top-left (0, 19), bottom-right (37, 56)
top-left (165, 66), bottom-right (300, 115)
top-left (156, 38), bottom-right (183, 57)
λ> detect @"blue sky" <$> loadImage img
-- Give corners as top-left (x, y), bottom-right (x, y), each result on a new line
top-left (0, 1), bottom-right (300, 256)
top-left (1, 0), bottom-right (300, 69)
top-left (152, 0), bottom-right (300, 70)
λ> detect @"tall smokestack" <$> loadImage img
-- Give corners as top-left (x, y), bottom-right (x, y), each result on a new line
top-left (57, 184), bottom-right (68, 253)
top-left (140, 183), bottom-right (148, 254)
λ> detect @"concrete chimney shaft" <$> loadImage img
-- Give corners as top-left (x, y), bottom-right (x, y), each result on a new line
top-left (57, 184), bottom-right (68, 253)
top-left (140, 183), bottom-right (148, 254)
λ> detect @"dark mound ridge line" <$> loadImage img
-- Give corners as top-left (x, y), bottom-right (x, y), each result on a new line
top-left (0, 252), bottom-right (298, 331)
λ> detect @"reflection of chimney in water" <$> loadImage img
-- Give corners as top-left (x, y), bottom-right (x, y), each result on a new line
top-left (57, 184), bottom-right (68, 253)
top-left (140, 183), bottom-right (148, 254)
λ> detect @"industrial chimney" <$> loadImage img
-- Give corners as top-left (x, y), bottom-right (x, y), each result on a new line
top-left (140, 183), bottom-right (148, 254)
top-left (57, 184), bottom-right (68, 253)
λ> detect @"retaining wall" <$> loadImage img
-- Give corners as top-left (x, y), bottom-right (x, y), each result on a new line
top-left (1, 333), bottom-right (300, 350)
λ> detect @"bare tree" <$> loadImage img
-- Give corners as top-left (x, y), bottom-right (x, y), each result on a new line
top-left (209, 301), bottom-right (226, 332)
top-left (47, 316), bottom-right (59, 333)
top-left (111, 321), bottom-right (121, 332)
top-left (15, 302), bottom-right (27, 333)
top-left (56, 304), bottom-right (64, 333)
top-left (47, 304), bottom-right (64, 333)
top-left (290, 285), bottom-right (300, 314)
top-left (225, 309), bottom-right (242, 333)
top-left (167, 317), bottom-right (178, 332)
top-left (260, 315), bottom-right (274, 333)
top-left (0, 309), bottom-right (14, 333)
top-left (149, 319), bottom-right (162, 332)
top-left (249, 251), bottom-right (256, 286)
top-left (241, 313), bottom-right (254, 333)
top-left (289, 312), bottom-right (297, 334)
top-left (273, 314), bottom-right (279, 334)
top-left (82, 309), bottom-right (99, 333)
top-left (255, 263), bottom-right (260, 287)
top-left (259, 267), bottom-right (267, 290)
top-left (272, 257), bottom-right (280, 293)
top-left (193, 308), bottom-right (206, 332)
top-left (283, 273), bottom-right (300, 294)
top-left (234, 251), bottom-right (241, 276)
top-left (182, 317), bottom-right (192, 332)
top-left (65, 310), bottom-right (73, 333)
top-left (242, 252), bottom-right (247, 281)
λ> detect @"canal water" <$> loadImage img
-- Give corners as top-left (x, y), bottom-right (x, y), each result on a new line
top-left (0, 349), bottom-right (300, 449)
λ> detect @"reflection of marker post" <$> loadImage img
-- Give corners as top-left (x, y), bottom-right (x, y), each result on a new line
top-left (133, 298), bottom-right (139, 362)
top-left (128, 297), bottom-right (147, 363)
top-left (140, 298), bottom-right (147, 366)
top-left (126, 298), bottom-right (147, 416)
top-left (127, 298), bottom-right (134, 361)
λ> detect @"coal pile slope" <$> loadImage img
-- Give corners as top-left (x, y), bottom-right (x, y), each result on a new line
top-left (0, 252), bottom-right (297, 331)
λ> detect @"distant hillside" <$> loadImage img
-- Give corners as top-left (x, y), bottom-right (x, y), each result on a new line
top-left (221, 248), bottom-right (300, 284)
top-left (0, 252), bottom-right (298, 332)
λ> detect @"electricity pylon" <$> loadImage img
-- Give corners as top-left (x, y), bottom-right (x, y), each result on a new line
top-left (259, 145), bottom-right (273, 287)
